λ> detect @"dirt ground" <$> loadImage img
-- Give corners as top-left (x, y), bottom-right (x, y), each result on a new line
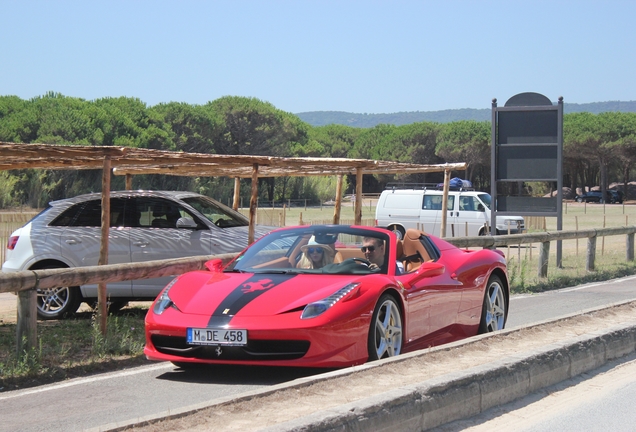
top-left (0, 293), bottom-right (18, 323)
top-left (128, 301), bottom-right (636, 432)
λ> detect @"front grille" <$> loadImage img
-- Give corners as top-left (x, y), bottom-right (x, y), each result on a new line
top-left (151, 335), bottom-right (310, 361)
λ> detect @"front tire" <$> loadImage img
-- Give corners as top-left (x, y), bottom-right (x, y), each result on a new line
top-left (367, 294), bottom-right (403, 361)
top-left (478, 275), bottom-right (507, 333)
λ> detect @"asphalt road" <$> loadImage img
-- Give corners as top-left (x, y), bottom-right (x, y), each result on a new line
top-left (2, 275), bottom-right (636, 432)
top-left (435, 351), bottom-right (636, 432)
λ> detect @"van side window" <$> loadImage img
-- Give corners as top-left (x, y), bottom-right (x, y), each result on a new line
top-left (422, 195), bottom-right (455, 210)
top-left (423, 195), bottom-right (443, 210)
top-left (459, 196), bottom-right (479, 211)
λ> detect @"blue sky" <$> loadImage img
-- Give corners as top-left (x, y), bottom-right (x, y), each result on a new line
top-left (1, 0), bottom-right (634, 114)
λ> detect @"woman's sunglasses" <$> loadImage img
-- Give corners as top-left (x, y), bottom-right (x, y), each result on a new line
top-left (307, 247), bottom-right (324, 254)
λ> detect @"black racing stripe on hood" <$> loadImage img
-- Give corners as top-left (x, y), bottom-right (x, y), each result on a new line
top-left (207, 274), bottom-right (296, 327)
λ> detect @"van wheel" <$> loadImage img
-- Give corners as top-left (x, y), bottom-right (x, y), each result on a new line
top-left (388, 225), bottom-right (405, 240)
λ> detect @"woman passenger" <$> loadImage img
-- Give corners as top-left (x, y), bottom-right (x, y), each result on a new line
top-left (297, 236), bottom-right (335, 269)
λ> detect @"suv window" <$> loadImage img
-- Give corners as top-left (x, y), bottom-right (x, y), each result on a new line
top-left (133, 197), bottom-right (194, 228)
top-left (182, 196), bottom-right (248, 228)
top-left (50, 198), bottom-right (129, 227)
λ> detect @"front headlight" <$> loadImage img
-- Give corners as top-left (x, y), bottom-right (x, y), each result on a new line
top-left (153, 278), bottom-right (181, 315)
top-left (301, 283), bottom-right (360, 320)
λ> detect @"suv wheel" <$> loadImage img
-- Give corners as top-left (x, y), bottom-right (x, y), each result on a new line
top-left (36, 265), bottom-right (82, 320)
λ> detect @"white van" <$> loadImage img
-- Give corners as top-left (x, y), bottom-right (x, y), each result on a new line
top-left (375, 188), bottom-right (525, 239)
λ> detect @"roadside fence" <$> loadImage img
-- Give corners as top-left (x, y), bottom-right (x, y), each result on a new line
top-left (2, 226), bottom-right (636, 356)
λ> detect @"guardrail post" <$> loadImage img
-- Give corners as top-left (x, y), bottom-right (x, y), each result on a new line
top-left (587, 235), bottom-right (597, 271)
top-left (16, 288), bottom-right (37, 355)
top-left (627, 233), bottom-right (635, 262)
top-left (538, 241), bottom-right (550, 278)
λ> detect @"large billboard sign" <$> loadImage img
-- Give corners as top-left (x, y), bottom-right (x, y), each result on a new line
top-left (491, 92), bottom-right (564, 262)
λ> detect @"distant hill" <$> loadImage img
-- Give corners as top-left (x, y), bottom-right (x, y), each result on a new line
top-left (296, 101), bottom-right (636, 127)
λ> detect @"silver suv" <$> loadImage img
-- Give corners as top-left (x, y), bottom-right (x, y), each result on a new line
top-left (2, 190), bottom-right (272, 319)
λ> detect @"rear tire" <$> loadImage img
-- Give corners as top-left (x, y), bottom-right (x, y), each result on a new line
top-left (478, 275), bottom-right (507, 333)
top-left (35, 264), bottom-right (82, 320)
top-left (367, 294), bottom-right (403, 361)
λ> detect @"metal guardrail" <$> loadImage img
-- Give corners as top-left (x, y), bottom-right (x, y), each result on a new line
top-left (3, 227), bottom-right (636, 355)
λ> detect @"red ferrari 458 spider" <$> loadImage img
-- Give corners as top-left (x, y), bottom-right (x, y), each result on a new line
top-left (144, 225), bottom-right (509, 368)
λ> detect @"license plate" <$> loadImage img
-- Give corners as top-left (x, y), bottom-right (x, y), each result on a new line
top-left (186, 328), bottom-right (248, 346)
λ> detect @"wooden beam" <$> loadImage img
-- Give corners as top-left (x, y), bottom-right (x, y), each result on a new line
top-left (125, 173), bottom-right (133, 190)
top-left (333, 174), bottom-right (343, 225)
top-left (16, 288), bottom-right (36, 356)
top-left (355, 168), bottom-right (363, 225)
top-left (232, 177), bottom-right (241, 210)
top-left (248, 164), bottom-right (258, 245)
top-left (440, 169), bottom-right (451, 238)
top-left (98, 156), bottom-right (111, 335)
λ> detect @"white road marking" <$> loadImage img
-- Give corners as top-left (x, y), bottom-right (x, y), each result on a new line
top-left (512, 275), bottom-right (636, 299)
top-left (0, 362), bottom-right (173, 400)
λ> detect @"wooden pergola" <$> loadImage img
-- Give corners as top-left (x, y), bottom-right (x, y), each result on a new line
top-left (1, 141), bottom-right (467, 333)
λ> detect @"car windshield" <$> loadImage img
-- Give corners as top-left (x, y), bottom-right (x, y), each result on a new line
top-left (182, 196), bottom-right (248, 228)
top-left (225, 226), bottom-right (391, 275)
top-left (477, 193), bottom-right (491, 210)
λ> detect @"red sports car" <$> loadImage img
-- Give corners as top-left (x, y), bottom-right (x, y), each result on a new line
top-left (144, 225), bottom-right (509, 368)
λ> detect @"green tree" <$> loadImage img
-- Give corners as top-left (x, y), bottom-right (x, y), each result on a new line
top-left (437, 121), bottom-right (489, 187)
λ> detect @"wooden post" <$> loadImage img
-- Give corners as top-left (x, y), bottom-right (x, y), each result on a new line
top-left (440, 169), bottom-right (450, 237)
top-left (627, 233), bottom-right (634, 262)
top-left (602, 215), bottom-right (606, 255)
top-left (248, 164), bottom-right (258, 245)
top-left (16, 289), bottom-right (36, 355)
top-left (538, 241), bottom-right (550, 278)
top-left (98, 156), bottom-right (112, 335)
top-left (354, 168), bottom-right (363, 225)
top-left (575, 216), bottom-right (579, 256)
top-left (333, 174), bottom-right (343, 225)
top-left (232, 177), bottom-right (240, 210)
top-left (282, 204), bottom-right (287, 227)
top-left (586, 235), bottom-right (597, 272)
top-left (125, 173), bottom-right (133, 190)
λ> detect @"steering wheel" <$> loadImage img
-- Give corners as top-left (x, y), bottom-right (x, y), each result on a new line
top-left (344, 257), bottom-right (372, 267)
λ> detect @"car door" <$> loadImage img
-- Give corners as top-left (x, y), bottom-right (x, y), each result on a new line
top-left (59, 197), bottom-right (132, 297)
top-left (399, 235), bottom-right (463, 345)
top-left (129, 196), bottom-right (212, 297)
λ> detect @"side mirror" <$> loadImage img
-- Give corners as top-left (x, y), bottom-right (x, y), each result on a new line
top-left (477, 204), bottom-right (485, 212)
top-left (205, 259), bottom-right (224, 272)
top-left (176, 217), bottom-right (198, 229)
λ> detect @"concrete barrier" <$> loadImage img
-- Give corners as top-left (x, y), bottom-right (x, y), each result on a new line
top-left (100, 300), bottom-right (636, 432)
top-left (261, 321), bottom-right (636, 432)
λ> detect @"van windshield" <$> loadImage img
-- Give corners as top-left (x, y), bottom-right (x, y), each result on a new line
top-left (477, 193), bottom-right (491, 210)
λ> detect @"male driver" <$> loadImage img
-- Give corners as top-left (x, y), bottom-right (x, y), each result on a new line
top-left (362, 236), bottom-right (404, 274)
top-left (361, 236), bottom-right (385, 268)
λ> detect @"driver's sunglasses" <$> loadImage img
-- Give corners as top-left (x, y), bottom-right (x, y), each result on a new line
top-left (360, 246), bottom-right (376, 253)
top-left (307, 247), bottom-right (324, 254)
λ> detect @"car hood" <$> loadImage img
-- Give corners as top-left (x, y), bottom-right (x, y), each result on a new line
top-left (168, 271), bottom-right (365, 318)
